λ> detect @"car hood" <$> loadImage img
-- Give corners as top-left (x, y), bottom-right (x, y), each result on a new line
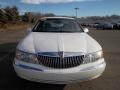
top-left (17, 32), bottom-right (102, 54)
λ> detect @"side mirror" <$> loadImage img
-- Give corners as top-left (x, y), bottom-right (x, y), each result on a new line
top-left (27, 27), bottom-right (32, 34)
top-left (83, 28), bottom-right (89, 33)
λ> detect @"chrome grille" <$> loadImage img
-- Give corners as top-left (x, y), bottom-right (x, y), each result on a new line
top-left (37, 55), bottom-right (84, 69)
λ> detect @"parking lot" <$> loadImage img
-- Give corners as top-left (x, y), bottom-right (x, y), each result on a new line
top-left (0, 29), bottom-right (120, 90)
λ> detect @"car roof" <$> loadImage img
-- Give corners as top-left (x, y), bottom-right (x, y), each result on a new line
top-left (41, 17), bottom-right (75, 20)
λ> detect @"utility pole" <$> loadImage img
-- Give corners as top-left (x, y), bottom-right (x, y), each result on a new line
top-left (74, 7), bottom-right (79, 18)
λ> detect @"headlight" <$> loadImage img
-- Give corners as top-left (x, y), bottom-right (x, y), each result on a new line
top-left (15, 50), bottom-right (39, 64)
top-left (83, 50), bottom-right (103, 64)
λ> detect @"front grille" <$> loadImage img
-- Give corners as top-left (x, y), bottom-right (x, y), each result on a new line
top-left (37, 55), bottom-right (84, 69)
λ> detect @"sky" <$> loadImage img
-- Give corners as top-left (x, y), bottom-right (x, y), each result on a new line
top-left (0, 0), bottom-right (120, 17)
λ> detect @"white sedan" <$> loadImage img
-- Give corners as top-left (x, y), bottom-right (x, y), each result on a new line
top-left (13, 17), bottom-right (106, 84)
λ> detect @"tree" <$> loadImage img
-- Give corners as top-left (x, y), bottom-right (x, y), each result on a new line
top-left (4, 6), bottom-right (19, 22)
top-left (22, 12), bottom-right (32, 22)
top-left (43, 13), bottom-right (55, 17)
top-left (11, 6), bottom-right (19, 21)
top-left (0, 8), bottom-right (7, 23)
top-left (22, 12), bottom-right (42, 23)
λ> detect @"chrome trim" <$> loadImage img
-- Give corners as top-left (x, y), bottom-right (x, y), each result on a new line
top-left (37, 55), bottom-right (84, 69)
top-left (81, 61), bottom-right (106, 71)
top-left (38, 52), bottom-right (85, 57)
top-left (15, 64), bottom-right (43, 71)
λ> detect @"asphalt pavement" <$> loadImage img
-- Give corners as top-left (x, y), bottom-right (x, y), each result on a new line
top-left (0, 29), bottom-right (120, 90)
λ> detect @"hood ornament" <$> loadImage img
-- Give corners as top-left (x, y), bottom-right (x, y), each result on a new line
top-left (58, 51), bottom-right (64, 59)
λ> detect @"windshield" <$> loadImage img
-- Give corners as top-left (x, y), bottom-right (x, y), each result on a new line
top-left (32, 18), bottom-right (83, 32)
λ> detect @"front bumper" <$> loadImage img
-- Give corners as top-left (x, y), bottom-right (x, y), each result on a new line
top-left (13, 58), bottom-right (106, 84)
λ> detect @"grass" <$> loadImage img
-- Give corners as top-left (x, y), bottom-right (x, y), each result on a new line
top-left (0, 22), bottom-right (32, 31)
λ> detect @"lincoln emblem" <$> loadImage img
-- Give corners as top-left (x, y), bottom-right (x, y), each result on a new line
top-left (58, 51), bottom-right (64, 59)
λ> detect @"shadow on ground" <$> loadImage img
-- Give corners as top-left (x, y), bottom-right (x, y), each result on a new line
top-left (0, 43), bottom-right (65, 89)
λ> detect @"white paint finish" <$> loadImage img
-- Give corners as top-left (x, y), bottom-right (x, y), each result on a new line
top-left (17, 17), bottom-right (102, 54)
top-left (14, 17), bottom-right (105, 84)
top-left (57, 33), bottom-right (65, 52)
top-left (14, 58), bottom-right (105, 73)
top-left (85, 34), bottom-right (102, 53)
top-left (17, 32), bottom-right (101, 54)
top-left (17, 34), bottom-right (35, 53)
top-left (41, 17), bottom-right (74, 20)
top-left (13, 58), bottom-right (106, 84)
